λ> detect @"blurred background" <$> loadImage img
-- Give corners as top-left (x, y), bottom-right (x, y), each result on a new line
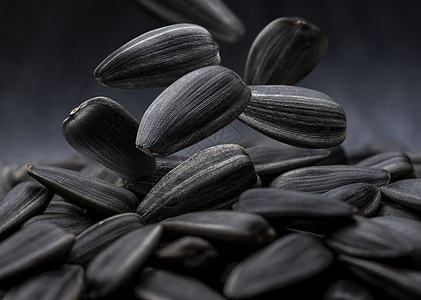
top-left (1, 0), bottom-right (420, 164)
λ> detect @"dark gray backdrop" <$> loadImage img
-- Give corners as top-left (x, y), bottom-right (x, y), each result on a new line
top-left (1, 0), bottom-right (420, 164)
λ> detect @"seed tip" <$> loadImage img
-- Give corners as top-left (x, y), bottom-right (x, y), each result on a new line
top-left (70, 107), bottom-right (80, 115)
top-left (143, 148), bottom-right (154, 157)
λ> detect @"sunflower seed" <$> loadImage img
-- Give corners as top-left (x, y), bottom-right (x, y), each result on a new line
top-left (67, 212), bottom-right (144, 266)
top-left (326, 216), bottom-right (414, 260)
top-left (375, 200), bottom-right (421, 221)
top-left (27, 164), bottom-right (139, 215)
top-left (161, 210), bottom-right (276, 246)
top-left (94, 23), bottom-right (220, 88)
top-left (22, 214), bottom-right (96, 235)
top-left (356, 151), bottom-right (415, 182)
top-left (338, 254), bottom-right (421, 300)
top-left (135, 268), bottom-right (225, 300)
top-left (136, 66), bottom-right (251, 156)
top-left (323, 279), bottom-right (374, 300)
top-left (3, 264), bottom-right (84, 300)
top-left (371, 216), bottom-right (421, 262)
top-left (136, 144), bottom-right (257, 223)
top-left (0, 182), bottom-right (53, 239)
top-left (132, 0), bottom-right (244, 43)
top-left (246, 145), bottom-right (329, 177)
top-left (235, 188), bottom-right (354, 221)
top-left (44, 199), bottom-right (87, 215)
top-left (85, 225), bottom-right (162, 298)
top-left (238, 85), bottom-right (346, 148)
top-left (270, 165), bottom-right (390, 193)
top-left (0, 223), bottom-right (75, 282)
top-left (380, 179), bottom-right (421, 212)
top-left (223, 233), bottom-right (333, 299)
top-left (62, 97), bottom-right (156, 181)
top-left (325, 183), bottom-right (381, 217)
top-left (244, 17), bottom-right (327, 85)
top-left (154, 236), bottom-right (219, 270)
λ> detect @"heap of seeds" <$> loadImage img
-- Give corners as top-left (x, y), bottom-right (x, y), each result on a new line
top-left (1, 1), bottom-right (421, 299)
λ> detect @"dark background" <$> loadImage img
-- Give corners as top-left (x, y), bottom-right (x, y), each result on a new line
top-left (1, 0), bottom-right (421, 164)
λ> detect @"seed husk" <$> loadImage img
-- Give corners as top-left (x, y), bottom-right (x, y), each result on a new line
top-left (0, 182), bottom-right (53, 239)
top-left (270, 165), bottom-right (390, 193)
top-left (0, 223), bottom-right (75, 282)
top-left (22, 214), bottom-right (96, 235)
top-left (323, 279), bottom-right (374, 300)
top-left (380, 179), bottom-right (421, 212)
top-left (235, 188), bottom-right (354, 221)
top-left (85, 225), bottom-right (163, 298)
top-left (325, 183), bottom-right (381, 217)
top-left (244, 17), bottom-right (327, 85)
top-left (136, 66), bottom-right (251, 156)
top-left (237, 85), bottom-right (346, 148)
top-left (326, 216), bottom-right (414, 260)
top-left (375, 200), bottom-right (421, 221)
top-left (246, 144), bottom-right (330, 177)
top-left (136, 144), bottom-right (257, 223)
top-left (223, 233), bottom-right (333, 299)
top-left (356, 151), bottom-right (415, 182)
top-left (44, 199), bottom-right (87, 215)
top-left (3, 264), bottom-right (84, 300)
top-left (338, 254), bottom-right (421, 300)
top-left (160, 210), bottom-right (276, 246)
top-left (67, 212), bottom-right (144, 266)
top-left (27, 164), bottom-right (139, 216)
top-left (154, 236), bottom-right (219, 271)
top-left (94, 23), bottom-right (220, 88)
top-left (62, 97), bottom-right (156, 181)
top-left (131, 0), bottom-right (244, 43)
top-left (135, 268), bottom-right (225, 300)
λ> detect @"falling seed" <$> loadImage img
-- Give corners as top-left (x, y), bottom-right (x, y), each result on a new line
top-left (132, 0), bottom-right (245, 42)
top-left (244, 17), bottom-right (327, 85)
top-left (238, 85), bottom-right (346, 148)
top-left (136, 66), bottom-right (251, 156)
top-left (94, 24), bottom-right (220, 88)
top-left (62, 97), bottom-right (156, 181)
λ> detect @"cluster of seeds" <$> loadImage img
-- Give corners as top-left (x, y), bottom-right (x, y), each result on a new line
top-left (1, 1), bottom-right (421, 299)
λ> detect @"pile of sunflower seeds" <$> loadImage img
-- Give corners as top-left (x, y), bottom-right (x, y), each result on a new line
top-left (1, 1), bottom-right (421, 299)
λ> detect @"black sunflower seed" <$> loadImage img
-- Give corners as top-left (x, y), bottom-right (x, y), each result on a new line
top-left (270, 165), bottom-right (390, 193)
top-left (94, 24), bottom-right (220, 88)
top-left (62, 97), bottom-right (156, 181)
top-left (325, 183), bottom-right (381, 217)
top-left (27, 164), bottom-right (139, 216)
top-left (136, 66), bottom-right (251, 156)
top-left (326, 216), bottom-right (414, 260)
top-left (235, 188), bottom-right (354, 221)
top-left (85, 225), bottom-right (163, 298)
top-left (136, 144), bottom-right (257, 223)
top-left (0, 223), bottom-right (75, 282)
top-left (0, 182), bottom-right (53, 239)
top-left (356, 151), bottom-right (415, 182)
top-left (131, 0), bottom-right (245, 43)
top-left (22, 214), bottom-right (96, 235)
top-left (154, 236), bottom-right (219, 271)
top-left (223, 233), bottom-right (333, 299)
top-left (375, 200), bottom-right (421, 221)
top-left (380, 179), bottom-right (421, 212)
top-left (244, 17), bottom-right (327, 85)
top-left (160, 210), bottom-right (276, 246)
top-left (338, 254), bottom-right (421, 300)
top-left (67, 213), bottom-right (144, 266)
top-left (3, 264), bottom-right (84, 300)
top-left (134, 268), bottom-right (225, 300)
top-left (44, 199), bottom-right (87, 215)
top-left (238, 85), bottom-right (346, 148)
